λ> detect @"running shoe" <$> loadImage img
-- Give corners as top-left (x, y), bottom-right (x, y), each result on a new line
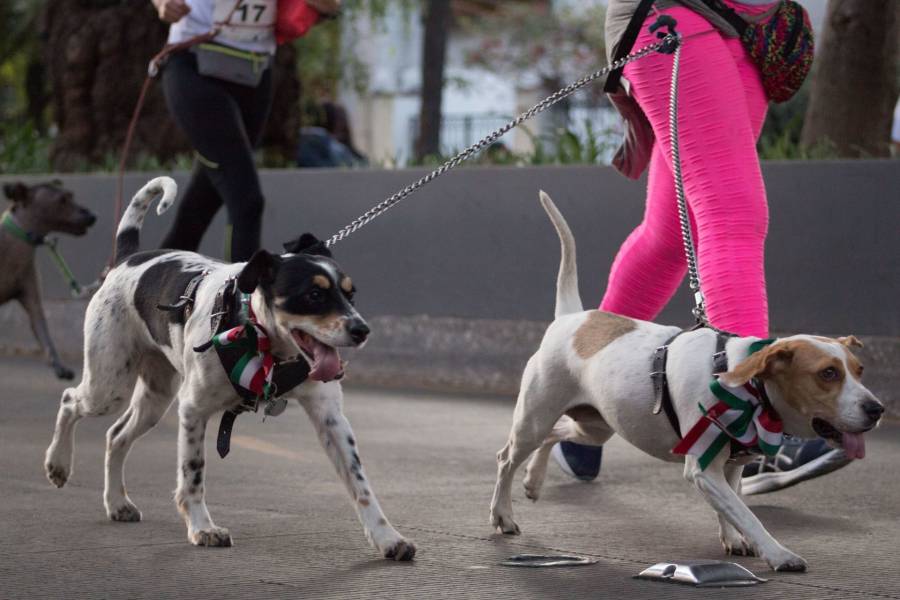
top-left (551, 442), bottom-right (603, 481)
top-left (741, 437), bottom-right (852, 496)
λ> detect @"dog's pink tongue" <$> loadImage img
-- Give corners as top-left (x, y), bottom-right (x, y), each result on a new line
top-left (309, 340), bottom-right (342, 382)
top-left (842, 432), bottom-right (866, 460)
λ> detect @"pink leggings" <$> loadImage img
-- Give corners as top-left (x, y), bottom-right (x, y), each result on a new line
top-left (600, 4), bottom-right (772, 338)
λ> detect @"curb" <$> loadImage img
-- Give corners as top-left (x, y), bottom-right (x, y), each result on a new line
top-left (2, 301), bottom-right (897, 416)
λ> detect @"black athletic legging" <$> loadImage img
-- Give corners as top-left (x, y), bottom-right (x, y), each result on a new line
top-left (161, 50), bottom-right (273, 262)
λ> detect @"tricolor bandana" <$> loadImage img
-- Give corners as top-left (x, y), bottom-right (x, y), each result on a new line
top-left (209, 294), bottom-right (275, 403)
top-left (673, 340), bottom-right (783, 470)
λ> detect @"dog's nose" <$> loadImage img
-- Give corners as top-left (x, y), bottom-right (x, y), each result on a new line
top-left (348, 321), bottom-right (370, 344)
top-left (862, 399), bottom-right (884, 422)
top-left (83, 211), bottom-right (97, 226)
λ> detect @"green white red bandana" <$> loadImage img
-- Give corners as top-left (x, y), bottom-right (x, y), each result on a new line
top-left (673, 340), bottom-right (783, 470)
top-left (209, 295), bottom-right (275, 402)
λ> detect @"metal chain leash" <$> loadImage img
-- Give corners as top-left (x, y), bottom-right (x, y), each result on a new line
top-left (324, 34), bottom-right (679, 248)
top-left (668, 38), bottom-right (722, 332)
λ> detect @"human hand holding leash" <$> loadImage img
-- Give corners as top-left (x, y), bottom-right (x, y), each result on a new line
top-left (152, 0), bottom-right (191, 24)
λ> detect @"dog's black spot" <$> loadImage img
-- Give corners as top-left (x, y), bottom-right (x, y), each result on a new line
top-left (189, 486), bottom-right (197, 495)
top-left (126, 249), bottom-right (171, 267)
top-left (192, 471), bottom-right (202, 486)
top-left (187, 437), bottom-right (195, 445)
top-left (355, 474), bottom-right (364, 482)
top-left (352, 451), bottom-right (361, 466)
top-left (325, 417), bottom-right (337, 427)
top-left (186, 425), bottom-right (195, 433)
top-left (134, 261), bottom-right (203, 347)
top-left (115, 228), bottom-right (141, 264)
top-left (347, 436), bottom-right (355, 446)
top-left (188, 459), bottom-right (204, 471)
top-left (124, 359), bottom-right (132, 369)
top-left (363, 489), bottom-right (370, 496)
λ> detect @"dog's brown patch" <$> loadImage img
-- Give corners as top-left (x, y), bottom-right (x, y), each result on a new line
top-left (341, 277), bottom-right (353, 293)
top-left (723, 340), bottom-right (847, 421)
top-left (359, 498), bottom-right (370, 507)
top-left (572, 311), bottom-right (636, 359)
top-left (313, 275), bottom-right (331, 289)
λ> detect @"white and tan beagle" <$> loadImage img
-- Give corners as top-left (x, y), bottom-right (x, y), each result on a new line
top-left (489, 192), bottom-right (884, 572)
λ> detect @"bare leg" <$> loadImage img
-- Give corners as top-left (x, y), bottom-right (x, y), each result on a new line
top-left (298, 381), bottom-right (415, 561)
top-left (174, 392), bottom-right (231, 547)
top-left (490, 358), bottom-right (561, 535)
top-left (685, 454), bottom-right (807, 571)
top-left (718, 462), bottom-right (755, 556)
top-left (18, 273), bottom-right (73, 379)
top-left (105, 357), bottom-right (178, 522)
top-left (523, 413), bottom-right (613, 501)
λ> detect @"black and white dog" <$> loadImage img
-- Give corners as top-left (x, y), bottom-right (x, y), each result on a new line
top-left (44, 177), bottom-right (415, 560)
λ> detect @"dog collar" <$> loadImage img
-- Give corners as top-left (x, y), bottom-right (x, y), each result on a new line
top-left (673, 339), bottom-right (781, 470)
top-left (1, 210), bottom-right (44, 246)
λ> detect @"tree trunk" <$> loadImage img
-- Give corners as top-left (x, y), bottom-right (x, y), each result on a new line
top-left (41, 0), bottom-right (300, 171)
top-left (415, 0), bottom-right (452, 162)
top-left (801, 0), bottom-right (900, 157)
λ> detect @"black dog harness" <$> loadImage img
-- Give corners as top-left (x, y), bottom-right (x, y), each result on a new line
top-left (651, 328), bottom-right (733, 438)
top-left (158, 274), bottom-right (310, 459)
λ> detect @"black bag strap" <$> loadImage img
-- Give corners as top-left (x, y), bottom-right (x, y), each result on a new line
top-left (693, 0), bottom-right (749, 36)
top-left (604, 0), bottom-right (658, 93)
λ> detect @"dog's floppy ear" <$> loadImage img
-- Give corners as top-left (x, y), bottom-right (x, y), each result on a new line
top-left (3, 182), bottom-right (29, 204)
top-left (283, 232), bottom-right (332, 258)
top-left (837, 335), bottom-right (864, 349)
top-left (237, 249), bottom-right (281, 294)
top-left (719, 343), bottom-right (794, 387)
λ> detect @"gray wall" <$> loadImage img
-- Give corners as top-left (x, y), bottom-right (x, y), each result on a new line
top-left (4, 160), bottom-right (899, 335)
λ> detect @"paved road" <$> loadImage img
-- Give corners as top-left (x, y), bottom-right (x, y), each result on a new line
top-left (1, 356), bottom-right (898, 600)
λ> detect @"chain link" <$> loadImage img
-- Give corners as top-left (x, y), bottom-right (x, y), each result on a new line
top-left (668, 39), bottom-right (722, 332)
top-left (324, 34), bottom-right (678, 248)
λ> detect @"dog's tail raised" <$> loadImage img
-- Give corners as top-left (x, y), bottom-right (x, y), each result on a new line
top-left (539, 191), bottom-right (583, 318)
top-left (114, 176), bottom-right (178, 264)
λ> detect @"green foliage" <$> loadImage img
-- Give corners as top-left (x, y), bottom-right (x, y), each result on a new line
top-left (757, 84), bottom-right (838, 160)
top-left (0, 121), bottom-right (51, 174)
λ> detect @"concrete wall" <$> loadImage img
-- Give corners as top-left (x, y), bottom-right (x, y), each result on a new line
top-left (5, 160), bottom-right (898, 335)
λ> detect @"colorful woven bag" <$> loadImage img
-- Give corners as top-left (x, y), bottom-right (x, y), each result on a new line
top-left (701, 0), bottom-right (814, 103)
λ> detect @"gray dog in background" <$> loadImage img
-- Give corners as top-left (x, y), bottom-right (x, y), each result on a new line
top-left (0, 182), bottom-right (96, 379)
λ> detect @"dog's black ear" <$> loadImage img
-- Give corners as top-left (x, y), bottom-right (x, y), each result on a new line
top-left (237, 250), bottom-right (281, 294)
top-left (283, 233), bottom-right (332, 258)
top-left (3, 182), bottom-right (29, 204)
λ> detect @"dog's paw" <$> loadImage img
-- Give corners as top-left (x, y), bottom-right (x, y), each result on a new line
top-left (490, 511), bottom-right (521, 535)
top-left (720, 527), bottom-right (756, 556)
top-left (54, 364), bottom-right (75, 380)
top-left (383, 539), bottom-right (416, 561)
top-left (522, 472), bottom-right (542, 502)
top-left (44, 461), bottom-right (69, 488)
top-left (722, 539), bottom-right (756, 557)
top-left (108, 501), bottom-right (142, 523)
top-left (767, 549), bottom-right (808, 572)
top-left (190, 527), bottom-right (233, 547)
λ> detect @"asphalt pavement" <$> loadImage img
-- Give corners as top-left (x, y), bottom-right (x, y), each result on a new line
top-left (1, 356), bottom-right (898, 600)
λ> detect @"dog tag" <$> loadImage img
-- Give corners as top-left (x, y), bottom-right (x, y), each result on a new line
top-left (264, 397), bottom-right (287, 417)
top-left (635, 560), bottom-right (767, 587)
top-left (500, 554), bottom-right (597, 568)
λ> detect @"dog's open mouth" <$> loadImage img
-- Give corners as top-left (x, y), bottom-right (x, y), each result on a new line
top-left (812, 417), bottom-right (866, 460)
top-left (291, 329), bottom-right (344, 382)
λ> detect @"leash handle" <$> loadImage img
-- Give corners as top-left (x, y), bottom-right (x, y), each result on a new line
top-left (323, 33), bottom-right (679, 249)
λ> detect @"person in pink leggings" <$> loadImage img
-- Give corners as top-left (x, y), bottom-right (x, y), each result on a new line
top-left (554, 0), bottom-right (852, 493)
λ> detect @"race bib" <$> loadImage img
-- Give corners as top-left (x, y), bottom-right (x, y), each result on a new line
top-left (213, 0), bottom-right (277, 45)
